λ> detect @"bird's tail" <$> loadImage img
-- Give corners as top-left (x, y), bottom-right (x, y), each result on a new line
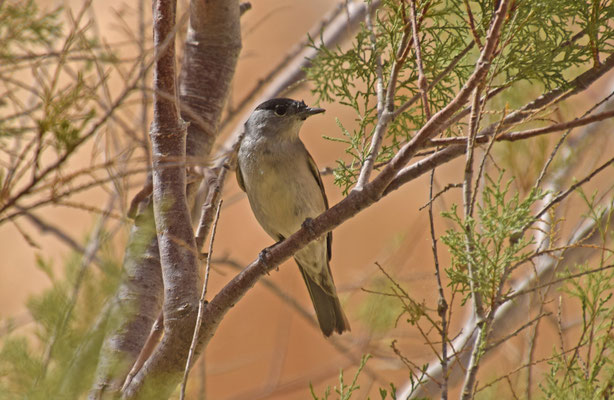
top-left (298, 264), bottom-right (350, 337)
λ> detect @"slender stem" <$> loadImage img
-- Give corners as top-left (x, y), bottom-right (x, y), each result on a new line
top-left (392, 42), bottom-right (474, 120)
top-left (427, 169), bottom-right (448, 400)
top-left (180, 200), bottom-right (223, 400)
top-left (464, 0), bottom-right (482, 48)
top-left (459, 2), bottom-right (512, 398)
top-left (409, 0), bottom-right (431, 119)
top-left (386, 53), bottom-right (614, 195)
top-left (425, 106), bottom-right (614, 146)
top-left (195, 133), bottom-right (243, 251)
top-left (531, 156), bottom-right (614, 227)
top-left (355, 0), bottom-right (412, 190)
top-left (121, 313), bottom-right (165, 392)
top-left (460, 87), bottom-right (487, 366)
top-left (365, 1), bottom-right (385, 117)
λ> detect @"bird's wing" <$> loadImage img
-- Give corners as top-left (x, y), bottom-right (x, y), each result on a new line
top-left (236, 163), bottom-right (246, 192)
top-left (305, 147), bottom-right (333, 262)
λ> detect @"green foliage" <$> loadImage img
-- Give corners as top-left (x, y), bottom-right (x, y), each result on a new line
top-left (378, 382), bottom-right (398, 400)
top-left (540, 195), bottom-right (614, 399)
top-left (308, 0), bottom-right (473, 192)
top-left (308, 353), bottom-right (424, 400)
top-left (310, 354), bottom-right (372, 400)
top-left (441, 173), bottom-right (543, 306)
top-left (357, 277), bottom-right (405, 333)
top-left (0, 233), bottom-right (122, 400)
top-left (306, 0), bottom-right (614, 193)
top-left (0, 0), bottom-right (62, 60)
top-left (38, 76), bottom-right (97, 152)
top-left (0, 0), bottom-right (121, 149)
top-left (540, 260), bottom-right (614, 398)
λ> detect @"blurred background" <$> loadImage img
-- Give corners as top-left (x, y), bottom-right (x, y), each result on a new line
top-left (1, 0), bottom-right (613, 399)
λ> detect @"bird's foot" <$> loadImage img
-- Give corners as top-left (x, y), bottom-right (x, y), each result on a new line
top-left (301, 217), bottom-right (316, 235)
top-left (258, 247), bottom-right (278, 274)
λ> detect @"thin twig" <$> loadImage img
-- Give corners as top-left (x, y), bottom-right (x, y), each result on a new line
top-left (463, 0), bottom-right (482, 48)
top-left (459, 85), bottom-right (487, 367)
top-left (409, 0), bottom-right (431, 119)
top-left (483, 312), bottom-right (550, 352)
top-left (535, 89), bottom-right (614, 192)
top-left (365, 1), bottom-right (385, 117)
top-left (387, 54), bottom-right (614, 195)
top-left (504, 264), bottom-right (614, 302)
top-left (392, 42), bottom-right (474, 120)
top-left (420, 100), bottom-right (614, 151)
top-left (354, 0), bottom-right (412, 189)
top-left (121, 313), bottom-right (165, 392)
top-left (36, 196), bottom-right (114, 383)
top-left (195, 134), bottom-right (242, 251)
top-left (180, 200), bottom-right (223, 400)
top-left (531, 156), bottom-right (614, 226)
top-left (219, 1), bottom-right (372, 131)
top-left (18, 208), bottom-right (93, 262)
top-left (419, 183), bottom-right (462, 211)
top-left (457, 2), bottom-right (512, 398)
top-left (470, 107), bottom-right (505, 213)
top-left (138, 0), bottom-right (151, 166)
top-left (427, 169), bottom-right (449, 400)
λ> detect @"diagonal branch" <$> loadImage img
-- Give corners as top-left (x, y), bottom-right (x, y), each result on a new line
top-left (385, 52), bottom-right (614, 195)
top-left (354, 0), bottom-right (413, 190)
top-left (367, 0), bottom-right (510, 197)
top-left (403, 200), bottom-right (614, 399)
top-left (167, 0), bottom-right (513, 378)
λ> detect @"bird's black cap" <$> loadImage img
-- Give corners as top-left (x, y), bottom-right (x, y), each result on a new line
top-left (255, 98), bottom-right (325, 119)
top-left (256, 98), bottom-right (306, 111)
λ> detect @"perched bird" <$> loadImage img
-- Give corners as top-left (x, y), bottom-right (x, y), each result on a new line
top-left (236, 98), bottom-right (350, 336)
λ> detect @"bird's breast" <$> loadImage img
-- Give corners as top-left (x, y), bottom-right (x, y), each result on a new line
top-left (238, 139), bottom-right (326, 239)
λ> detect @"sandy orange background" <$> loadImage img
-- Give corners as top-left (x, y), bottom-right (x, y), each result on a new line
top-left (2, 1), bottom-right (613, 399)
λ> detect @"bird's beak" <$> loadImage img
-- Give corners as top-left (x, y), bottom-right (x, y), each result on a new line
top-left (300, 106), bottom-right (326, 119)
top-left (306, 107), bottom-right (326, 115)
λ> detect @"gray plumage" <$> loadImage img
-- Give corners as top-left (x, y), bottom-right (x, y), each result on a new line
top-left (236, 98), bottom-right (350, 336)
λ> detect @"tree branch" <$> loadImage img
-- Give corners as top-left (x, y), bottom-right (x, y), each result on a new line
top-left (403, 200), bottom-right (614, 399)
top-left (155, 0), bottom-right (514, 378)
top-left (119, 0), bottom-right (241, 398)
top-left (385, 52), bottom-right (614, 195)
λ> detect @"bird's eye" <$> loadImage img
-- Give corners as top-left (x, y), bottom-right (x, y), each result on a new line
top-left (274, 105), bottom-right (287, 116)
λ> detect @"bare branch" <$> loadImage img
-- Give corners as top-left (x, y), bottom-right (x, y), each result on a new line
top-left (409, 0), bottom-right (431, 118)
top-left (365, 2), bottom-right (385, 117)
top-left (385, 52), bottom-right (614, 195)
top-left (403, 201), bottom-right (614, 399)
top-left (121, 1), bottom-right (197, 399)
top-left (427, 170), bottom-right (449, 400)
top-left (117, 1), bottom-right (241, 397)
top-left (426, 108), bottom-right (614, 147)
top-left (18, 208), bottom-right (94, 262)
top-left (186, 7), bottom-right (515, 361)
top-left (180, 200), bottom-right (222, 400)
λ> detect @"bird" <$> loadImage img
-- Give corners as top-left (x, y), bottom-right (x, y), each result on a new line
top-left (236, 98), bottom-right (350, 336)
